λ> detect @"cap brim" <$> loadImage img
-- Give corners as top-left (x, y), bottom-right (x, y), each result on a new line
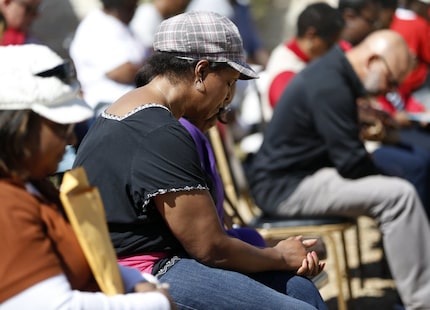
top-left (228, 61), bottom-right (259, 80)
top-left (32, 96), bottom-right (94, 124)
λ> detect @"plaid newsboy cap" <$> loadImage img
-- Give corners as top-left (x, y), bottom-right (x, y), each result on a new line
top-left (153, 11), bottom-right (258, 80)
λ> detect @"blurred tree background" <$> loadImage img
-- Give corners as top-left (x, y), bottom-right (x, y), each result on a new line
top-left (249, 0), bottom-right (290, 51)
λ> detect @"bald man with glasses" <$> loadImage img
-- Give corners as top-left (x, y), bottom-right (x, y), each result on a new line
top-left (248, 30), bottom-right (430, 309)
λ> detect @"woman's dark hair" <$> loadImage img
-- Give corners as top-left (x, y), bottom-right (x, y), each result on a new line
top-left (297, 2), bottom-right (345, 44)
top-left (135, 52), bottom-right (193, 87)
top-left (0, 110), bottom-right (39, 179)
top-left (135, 51), bottom-right (232, 87)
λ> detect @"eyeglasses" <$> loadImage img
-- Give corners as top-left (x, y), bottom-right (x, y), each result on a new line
top-left (216, 105), bottom-right (232, 124)
top-left (379, 56), bottom-right (400, 90)
top-left (14, 0), bottom-right (40, 16)
top-left (35, 60), bottom-right (77, 85)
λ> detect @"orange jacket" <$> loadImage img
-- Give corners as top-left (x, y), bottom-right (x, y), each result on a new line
top-left (0, 179), bottom-right (96, 302)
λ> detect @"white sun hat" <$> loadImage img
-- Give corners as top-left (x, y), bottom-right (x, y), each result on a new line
top-left (0, 44), bottom-right (93, 124)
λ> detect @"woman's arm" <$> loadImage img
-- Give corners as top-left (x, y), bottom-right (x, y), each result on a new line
top-left (155, 190), bottom-right (323, 276)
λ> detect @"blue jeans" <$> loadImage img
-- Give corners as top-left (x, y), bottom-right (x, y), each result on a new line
top-left (158, 258), bottom-right (327, 310)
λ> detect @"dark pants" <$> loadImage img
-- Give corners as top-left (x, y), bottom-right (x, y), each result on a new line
top-left (372, 143), bottom-right (430, 218)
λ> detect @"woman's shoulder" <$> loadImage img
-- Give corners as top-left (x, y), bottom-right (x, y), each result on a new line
top-left (0, 179), bottom-right (27, 198)
top-left (102, 103), bottom-right (170, 121)
top-left (0, 180), bottom-right (43, 223)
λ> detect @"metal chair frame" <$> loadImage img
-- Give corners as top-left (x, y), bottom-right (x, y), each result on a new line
top-left (209, 126), bottom-right (361, 310)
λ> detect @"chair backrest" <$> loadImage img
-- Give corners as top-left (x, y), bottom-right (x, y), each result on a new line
top-left (208, 125), bottom-right (358, 306)
top-left (208, 125), bottom-right (262, 227)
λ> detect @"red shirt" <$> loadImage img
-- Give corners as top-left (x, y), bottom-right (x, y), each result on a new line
top-left (390, 9), bottom-right (430, 96)
top-left (0, 28), bottom-right (26, 46)
top-left (268, 39), bottom-right (310, 107)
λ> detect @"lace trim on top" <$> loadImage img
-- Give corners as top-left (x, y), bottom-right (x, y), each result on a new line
top-left (100, 104), bottom-right (208, 211)
top-left (154, 256), bottom-right (181, 278)
top-left (142, 184), bottom-right (208, 211)
top-left (102, 103), bottom-right (170, 121)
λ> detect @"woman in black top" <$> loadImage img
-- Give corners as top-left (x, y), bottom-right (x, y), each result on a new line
top-left (75, 11), bottom-right (327, 310)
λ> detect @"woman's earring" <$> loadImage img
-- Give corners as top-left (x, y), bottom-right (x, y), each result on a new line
top-left (194, 77), bottom-right (203, 90)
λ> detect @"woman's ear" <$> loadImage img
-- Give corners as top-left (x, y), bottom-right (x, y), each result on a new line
top-left (195, 60), bottom-right (210, 80)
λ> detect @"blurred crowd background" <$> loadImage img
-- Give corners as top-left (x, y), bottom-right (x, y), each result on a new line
top-left (31, 0), bottom-right (302, 59)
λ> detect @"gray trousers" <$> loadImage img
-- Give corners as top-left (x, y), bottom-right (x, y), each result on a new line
top-left (278, 168), bottom-right (430, 309)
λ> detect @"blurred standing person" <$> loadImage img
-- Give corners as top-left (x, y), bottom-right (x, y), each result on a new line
top-left (0, 0), bottom-right (41, 45)
top-left (0, 43), bottom-right (175, 310)
top-left (130, 0), bottom-right (190, 58)
top-left (69, 0), bottom-right (145, 116)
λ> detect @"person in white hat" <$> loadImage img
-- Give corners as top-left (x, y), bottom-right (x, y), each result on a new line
top-left (75, 11), bottom-right (327, 310)
top-left (0, 44), bottom-right (175, 310)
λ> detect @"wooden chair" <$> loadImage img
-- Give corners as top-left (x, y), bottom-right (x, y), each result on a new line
top-left (209, 125), bottom-right (361, 310)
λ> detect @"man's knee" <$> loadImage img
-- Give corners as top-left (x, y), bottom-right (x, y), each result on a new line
top-left (379, 177), bottom-right (420, 217)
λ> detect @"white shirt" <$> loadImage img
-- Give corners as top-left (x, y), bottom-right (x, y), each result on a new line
top-left (69, 9), bottom-right (145, 112)
top-left (0, 274), bottom-right (170, 310)
top-left (186, 0), bottom-right (233, 18)
top-left (130, 3), bottom-right (163, 55)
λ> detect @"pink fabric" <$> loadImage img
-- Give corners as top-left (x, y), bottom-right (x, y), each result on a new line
top-left (117, 252), bottom-right (168, 274)
top-left (338, 40), bottom-right (352, 52)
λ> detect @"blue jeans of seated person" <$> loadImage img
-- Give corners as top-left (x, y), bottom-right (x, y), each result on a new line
top-left (158, 258), bottom-right (327, 310)
top-left (398, 126), bottom-right (430, 154)
top-left (372, 143), bottom-right (430, 218)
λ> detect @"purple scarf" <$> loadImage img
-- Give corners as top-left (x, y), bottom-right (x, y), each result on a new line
top-left (179, 118), bottom-right (266, 247)
top-left (179, 118), bottom-right (225, 219)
